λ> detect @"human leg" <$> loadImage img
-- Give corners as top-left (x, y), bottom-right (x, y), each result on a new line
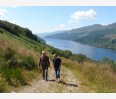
top-left (55, 69), bottom-right (60, 83)
top-left (42, 69), bottom-right (45, 80)
top-left (57, 69), bottom-right (60, 83)
top-left (45, 68), bottom-right (48, 81)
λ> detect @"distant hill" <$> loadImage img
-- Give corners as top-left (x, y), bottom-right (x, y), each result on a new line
top-left (37, 30), bottom-right (67, 38)
top-left (45, 23), bottom-right (116, 50)
top-left (0, 20), bottom-right (45, 44)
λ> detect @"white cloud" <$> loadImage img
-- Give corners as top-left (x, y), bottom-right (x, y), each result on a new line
top-left (60, 24), bottom-right (65, 27)
top-left (57, 24), bottom-right (65, 30)
top-left (0, 8), bottom-right (8, 17)
top-left (69, 9), bottom-right (97, 23)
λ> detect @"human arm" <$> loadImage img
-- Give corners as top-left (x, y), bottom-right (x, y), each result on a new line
top-left (59, 59), bottom-right (62, 69)
top-left (47, 57), bottom-right (50, 67)
top-left (38, 57), bottom-right (41, 68)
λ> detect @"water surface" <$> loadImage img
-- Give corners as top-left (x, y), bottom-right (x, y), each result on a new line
top-left (44, 38), bottom-right (116, 61)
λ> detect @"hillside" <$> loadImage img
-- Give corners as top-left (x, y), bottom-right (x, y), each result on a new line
top-left (0, 20), bottom-right (47, 92)
top-left (0, 20), bottom-right (116, 93)
top-left (45, 23), bottom-right (116, 50)
top-left (0, 20), bottom-right (46, 44)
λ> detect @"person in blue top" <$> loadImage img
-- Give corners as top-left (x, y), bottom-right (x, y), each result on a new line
top-left (52, 54), bottom-right (61, 83)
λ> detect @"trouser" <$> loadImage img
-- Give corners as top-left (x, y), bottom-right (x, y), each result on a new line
top-left (55, 68), bottom-right (60, 78)
top-left (42, 68), bottom-right (48, 81)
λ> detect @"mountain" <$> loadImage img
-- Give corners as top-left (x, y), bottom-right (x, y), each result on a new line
top-left (0, 20), bottom-right (45, 44)
top-left (37, 30), bottom-right (67, 38)
top-left (45, 23), bottom-right (116, 50)
top-left (45, 24), bottom-right (104, 40)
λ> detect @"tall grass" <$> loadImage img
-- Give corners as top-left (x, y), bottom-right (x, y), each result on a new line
top-left (0, 39), bottom-right (41, 92)
top-left (20, 56), bottom-right (38, 70)
top-left (0, 81), bottom-right (9, 93)
top-left (62, 58), bottom-right (116, 92)
top-left (0, 64), bottom-right (26, 86)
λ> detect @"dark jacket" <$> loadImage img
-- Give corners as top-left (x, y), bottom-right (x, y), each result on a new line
top-left (39, 55), bottom-right (50, 69)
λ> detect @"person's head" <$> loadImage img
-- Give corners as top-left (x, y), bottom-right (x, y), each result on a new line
top-left (53, 54), bottom-right (57, 59)
top-left (42, 51), bottom-right (46, 56)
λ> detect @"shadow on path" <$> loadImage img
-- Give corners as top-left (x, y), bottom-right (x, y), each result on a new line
top-left (48, 79), bottom-right (78, 87)
top-left (59, 80), bottom-right (78, 87)
top-left (48, 79), bottom-right (56, 82)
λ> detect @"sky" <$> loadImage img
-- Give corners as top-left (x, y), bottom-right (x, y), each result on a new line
top-left (0, 6), bottom-right (116, 34)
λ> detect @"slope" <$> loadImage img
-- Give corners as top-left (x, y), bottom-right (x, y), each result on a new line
top-left (0, 20), bottom-right (46, 92)
top-left (46, 23), bottom-right (116, 50)
top-left (0, 20), bottom-right (116, 93)
top-left (15, 61), bottom-right (94, 93)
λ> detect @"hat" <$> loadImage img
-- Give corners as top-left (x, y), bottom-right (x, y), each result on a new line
top-left (42, 51), bottom-right (46, 54)
top-left (53, 54), bottom-right (57, 57)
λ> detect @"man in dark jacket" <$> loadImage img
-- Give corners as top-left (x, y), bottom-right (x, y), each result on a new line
top-left (52, 54), bottom-right (61, 83)
top-left (39, 51), bottom-right (50, 81)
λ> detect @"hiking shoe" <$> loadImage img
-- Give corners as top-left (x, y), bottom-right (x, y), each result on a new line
top-left (43, 78), bottom-right (45, 80)
top-left (56, 79), bottom-right (59, 83)
top-left (57, 78), bottom-right (60, 83)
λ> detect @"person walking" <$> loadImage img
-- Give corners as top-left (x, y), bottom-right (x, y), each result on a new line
top-left (52, 54), bottom-right (61, 83)
top-left (39, 51), bottom-right (50, 81)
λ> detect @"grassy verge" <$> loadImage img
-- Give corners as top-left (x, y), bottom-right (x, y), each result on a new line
top-left (62, 58), bottom-right (116, 92)
top-left (0, 37), bottom-right (41, 92)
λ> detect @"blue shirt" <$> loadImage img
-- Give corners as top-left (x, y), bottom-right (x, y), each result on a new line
top-left (52, 58), bottom-right (61, 69)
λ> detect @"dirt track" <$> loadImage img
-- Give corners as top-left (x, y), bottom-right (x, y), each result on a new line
top-left (16, 65), bottom-right (79, 93)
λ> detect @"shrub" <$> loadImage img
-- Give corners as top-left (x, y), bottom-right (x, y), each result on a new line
top-left (63, 50), bottom-right (72, 58)
top-left (20, 56), bottom-right (37, 70)
top-left (71, 54), bottom-right (86, 63)
top-left (101, 58), bottom-right (116, 71)
top-left (48, 46), bottom-right (57, 54)
top-left (1, 64), bottom-right (26, 86)
top-left (4, 48), bottom-right (18, 68)
top-left (48, 46), bottom-right (72, 58)
top-left (101, 57), bottom-right (112, 64)
top-left (0, 29), bottom-right (3, 33)
top-left (4, 47), bottom-right (15, 61)
top-left (111, 61), bottom-right (116, 71)
top-left (0, 81), bottom-right (9, 93)
top-left (7, 57), bottom-right (18, 68)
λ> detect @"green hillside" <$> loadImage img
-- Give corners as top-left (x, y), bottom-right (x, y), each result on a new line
top-left (0, 20), bottom-right (84, 92)
top-left (0, 20), bottom-right (116, 93)
top-left (0, 20), bottom-right (47, 92)
top-left (46, 23), bottom-right (116, 50)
